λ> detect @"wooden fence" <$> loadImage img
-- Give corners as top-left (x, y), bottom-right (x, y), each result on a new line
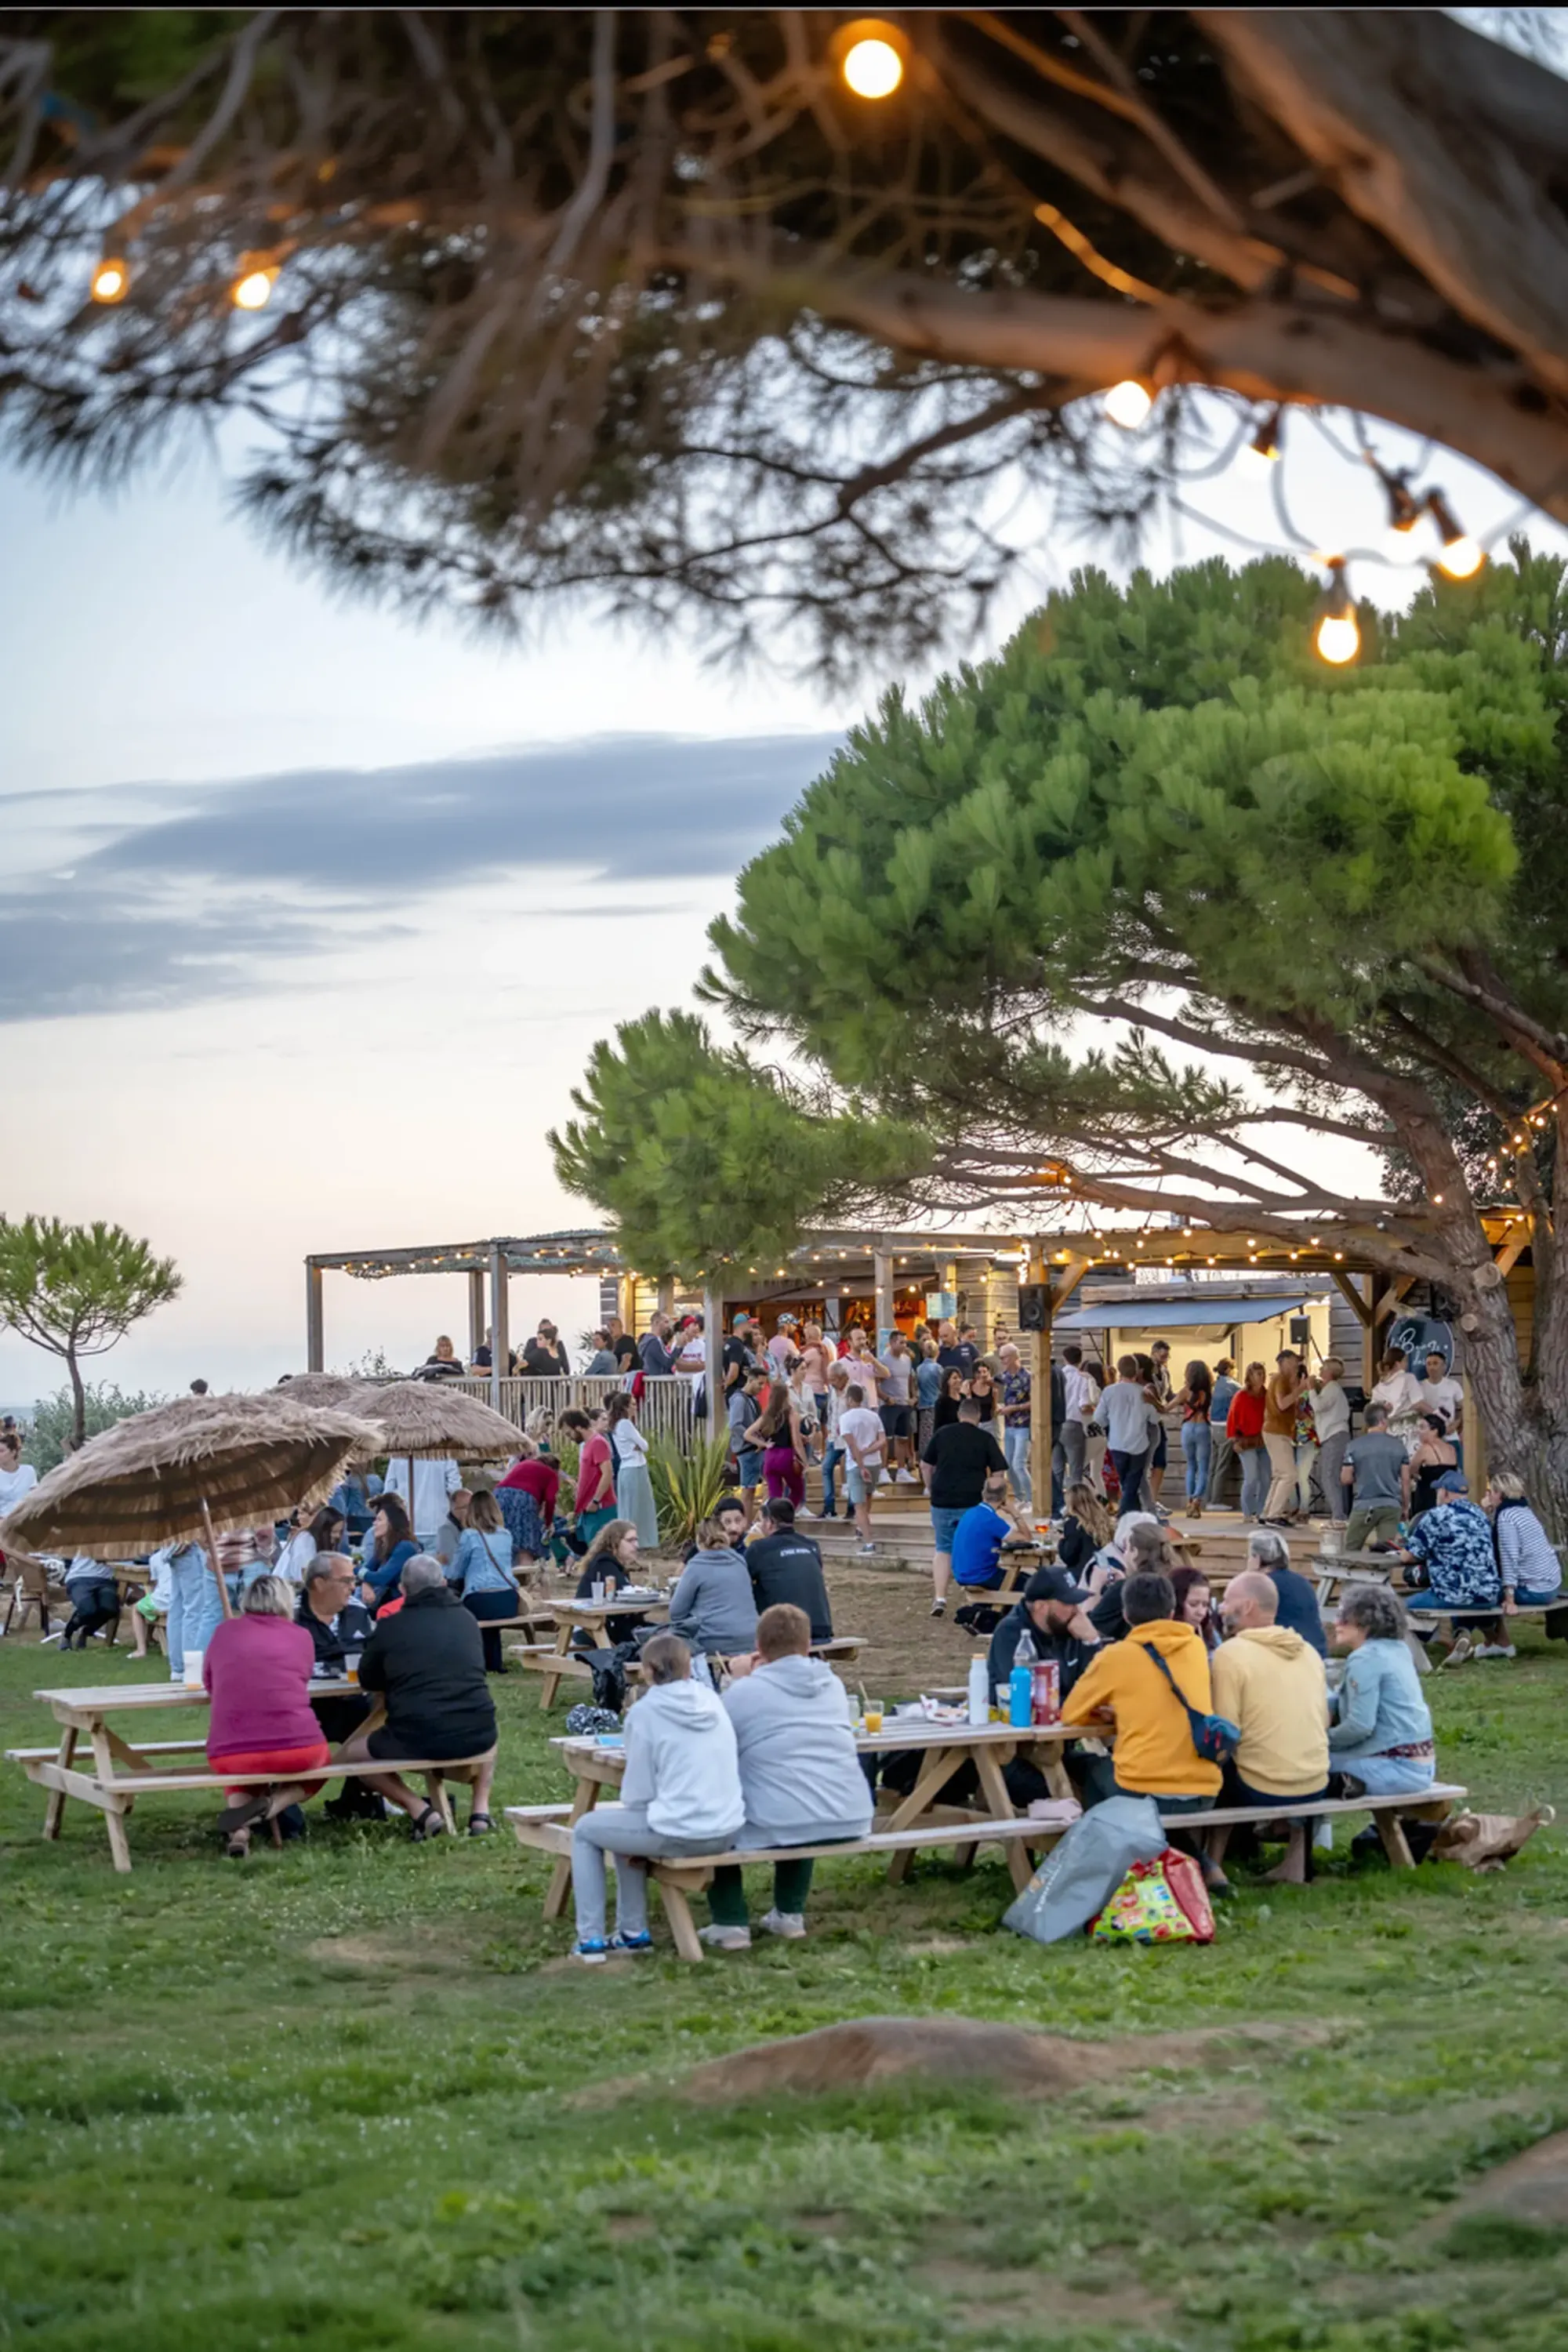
top-left (446, 1374), bottom-right (699, 1448)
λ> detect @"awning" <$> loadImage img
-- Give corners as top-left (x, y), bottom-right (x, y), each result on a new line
top-left (1054, 1294), bottom-right (1322, 1332)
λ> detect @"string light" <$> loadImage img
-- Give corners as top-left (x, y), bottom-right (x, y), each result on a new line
top-left (231, 263), bottom-right (279, 310)
top-left (1104, 376), bottom-right (1153, 430)
top-left (833, 18), bottom-right (907, 96)
top-left (90, 256), bottom-right (129, 303)
top-left (1312, 558), bottom-right (1359, 666)
top-left (1427, 490), bottom-right (1483, 579)
top-left (1239, 405), bottom-right (1283, 475)
top-left (1381, 470), bottom-right (1425, 555)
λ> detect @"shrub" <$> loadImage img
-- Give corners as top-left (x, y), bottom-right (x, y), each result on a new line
top-left (22, 1382), bottom-right (167, 1475)
top-left (647, 1433), bottom-right (734, 1550)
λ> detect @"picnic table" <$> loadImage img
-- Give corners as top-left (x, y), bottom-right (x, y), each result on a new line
top-left (533, 1711), bottom-right (1078, 1917)
top-left (511, 1591), bottom-right (672, 1708)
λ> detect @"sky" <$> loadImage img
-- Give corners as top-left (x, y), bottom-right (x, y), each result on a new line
top-left (3, 368), bottom-right (1566, 1409)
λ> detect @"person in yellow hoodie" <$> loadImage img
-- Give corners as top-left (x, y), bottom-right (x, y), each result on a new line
top-left (1209, 1570), bottom-right (1330, 1885)
top-left (1060, 1570), bottom-right (1224, 1815)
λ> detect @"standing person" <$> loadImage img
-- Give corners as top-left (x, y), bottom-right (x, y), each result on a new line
top-left (1328, 1585), bottom-right (1436, 1796)
top-left (838, 1381), bottom-right (887, 1556)
top-left (1102, 1357), bottom-right (1161, 1522)
top-left (0, 1431), bottom-right (38, 1517)
top-left (449, 1489), bottom-right (519, 1672)
top-left (921, 1398), bottom-right (1007, 1616)
top-left (1227, 1363), bottom-right (1270, 1523)
top-left (765, 1313), bottom-right (800, 1374)
top-left (1309, 1358), bottom-right (1352, 1526)
top-left (1146, 1341), bottom-right (1174, 1507)
top-left (359, 1497), bottom-right (418, 1607)
top-left (1176, 1359), bottom-right (1213, 1519)
top-left (880, 1330), bottom-right (918, 1480)
top-left (997, 1341), bottom-right (1033, 1508)
top-left (728, 1368), bottom-right (768, 1522)
top-left (638, 1314), bottom-right (677, 1377)
top-left (966, 1361), bottom-right (1000, 1429)
top-left (495, 1440), bottom-right (560, 1566)
top-left (1206, 1359), bottom-right (1239, 1511)
top-left (745, 1500), bottom-right (833, 1642)
top-left (607, 1391), bottom-right (659, 1551)
top-left (568, 1631), bottom-right (745, 1964)
top-left (416, 1335), bottom-right (468, 1381)
top-left (1082, 1358), bottom-right (1109, 1497)
top-left (931, 1365), bottom-right (968, 1438)
top-left (702, 1603), bottom-right (874, 1949)
top-left (915, 1337), bottom-right (943, 1463)
top-left (203, 1575), bottom-right (332, 1859)
top-left (797, 1321), bottom-right (832, 1439)
top-left (379, 1455), bottom-right (461, 1551)
top-left (605, 1316), bottom-right (638, 1377)
top-left (816, 1361), bottom-right (851, 1522)
top-left (1260, 1351), bottom-right (1305, 1526)
top-left (216, 1522), bottom-right (277, 1605)
top-left (334, 1557), bottom-right (499, 1839)
top-left (521, 1321), bottom-right (571, 1378)
top-left (1341, 1403), bottom-right (1409, 1552)
top-left (747, 1381), bottom-right (808, 1515)
top-left (1404, 1414), bottom-right (1457, 1521)
top-left (1059, 1345), bottom-right (1091, 1492)
top-left (582, 1330), bottom-right (618, 1375)
top-left (842, 1327), bottom-right (887, 1410)
top-left (165, 1537), bottom-right (225, 1682)
top-left (786, 1356), bottom-right (820, 1470)
top-left (1418, 1348), bottom-right (1465, 1454)
top-left (471, 1327), bottom-right (517, 1375)
top-left (1290, 1368), bottom-right (1320, 1523)
top-left (1370, 1347), bottom-right (1425, 1450)
top-left (572, 1406), bottom-right (618, 1552)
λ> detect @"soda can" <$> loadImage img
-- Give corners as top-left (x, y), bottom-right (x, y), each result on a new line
top-left (1030, 1657), bottom-right (1061, 1727)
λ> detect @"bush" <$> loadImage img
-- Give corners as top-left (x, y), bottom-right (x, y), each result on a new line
top-left (22, 1382), bottom-right (166, 1474)
top-left (647, 1433), bottom-right (734, 1549)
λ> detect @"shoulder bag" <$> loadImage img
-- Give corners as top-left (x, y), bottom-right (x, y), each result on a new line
top-left (1140, 1642), bottom-right (1239, 1763)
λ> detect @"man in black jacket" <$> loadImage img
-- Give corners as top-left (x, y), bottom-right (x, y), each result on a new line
top-left (985, 1568), bottom-right (1113, 1808)
top-left (332, 1558), bottom-right (499, 1837)
top-left (746, 1500), bottom-right (833, 1642)
top-left (295, 1555), bottom-right (380, 1819)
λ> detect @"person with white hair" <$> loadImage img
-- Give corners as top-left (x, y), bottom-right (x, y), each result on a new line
top-left (1245, 1528), bottom-right (1327, 1657)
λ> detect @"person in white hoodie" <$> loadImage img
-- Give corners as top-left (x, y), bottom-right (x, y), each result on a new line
top-left (571, 1632), bottom-right (745, 1963)
top-left (700, 1604), bottom-right (875, 1951)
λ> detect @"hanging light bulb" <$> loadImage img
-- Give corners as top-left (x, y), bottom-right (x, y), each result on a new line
top-left (231, 262), bottom-right (279, 311)
top-left (1104, 376), bottom-right (1153, 430)
top-left (832, 17), bottom-right (907, 96)
top-left (1427, 490), bottom-right (1483, 579)
top-left (1312, 558), bottom-right (1360, 666)
top-left (90, 256), bottom-right (129, 304)
top-left (1240, 405), bottom-right (1283, 475)
top-left (1381, 470), bottom-right (1425, 558)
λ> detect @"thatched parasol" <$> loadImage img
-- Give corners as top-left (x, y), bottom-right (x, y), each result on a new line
top-left (276, 1377), bottom-right (524, 1532)
top-left (0, 1392), bottom-right (386, 1605)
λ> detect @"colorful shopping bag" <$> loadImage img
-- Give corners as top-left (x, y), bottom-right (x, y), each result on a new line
top-left (1087, 1848), bottom-right (1215, 1944)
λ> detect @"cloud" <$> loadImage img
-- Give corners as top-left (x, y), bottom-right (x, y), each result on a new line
top-left (1, 731), bottom-right (838, 1022)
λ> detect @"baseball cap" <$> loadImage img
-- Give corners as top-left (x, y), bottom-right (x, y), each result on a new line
top-left (1022, 1567), bottom-right (1087, 1606)
top-left (731, 1312), bottom-right (750, 1328)
top-left (1435, 1468), bottom-right (1469, 1494)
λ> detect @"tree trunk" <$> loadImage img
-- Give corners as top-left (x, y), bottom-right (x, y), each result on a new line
top-left (1454, 1270), bottom-right (1568, 1540)
top-left (65, 1347), bottom-right (87, 1454)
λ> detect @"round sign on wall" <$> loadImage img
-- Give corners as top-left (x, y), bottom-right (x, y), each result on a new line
top-left (1387, 1312), bottom-right (1454, 1373)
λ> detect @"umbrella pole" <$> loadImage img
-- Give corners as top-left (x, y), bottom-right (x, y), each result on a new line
top-left (201, 1497), bottom-right (234, 1620)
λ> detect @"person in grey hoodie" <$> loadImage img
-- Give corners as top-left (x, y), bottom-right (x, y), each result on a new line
top-left (667, 1518), bottom-right (759, 1656)
top-left (701, 1603), bottom-right (874, 1950)
top-left (572, 1632), bottom-right (745, 1963)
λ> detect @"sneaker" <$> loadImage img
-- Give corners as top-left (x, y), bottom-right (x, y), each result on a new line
top-left (1440, 1631), bottom-right (1475, 1668)
top-left (895, 1468), bottom-right (919, 1483)
top-left (698, 1923), bottom-right (752, 1951)
top-left (759, 1908), bottom-right (807, 1940)
top-left (797, 1508), bottom-right (816, 1521)
top-left (1473, 1642), bottom-right (1517, 1660)
top-left (612, 1929), bottom-right (655, 1955)
top-left (858, 1542), bottom-right (877, 1555)
top-left (574, 1938), bottom-right (612, 1965)
top-left (930, 1596), bottom-right (946, 1617)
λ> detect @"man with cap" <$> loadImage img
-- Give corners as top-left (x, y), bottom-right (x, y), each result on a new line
top-left (766, 1314), bottom-right (800, 1374)
top-left (1397, 1468), bottom-right (1503, 1661)
top-left (985, 1567), bottom-right (1111, 1806)
top-left (722, 1312), bottom-right (759, 1400)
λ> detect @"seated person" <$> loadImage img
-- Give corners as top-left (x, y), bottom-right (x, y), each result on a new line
top-left (950, 1473), bottom-right (1034, 1592)
top-left (745, 1500), bottom-right (833, 1642)
top-left (1060, 1569), bottom-right (1224, 1824)
top-left (430, 1489), bottom-right (473, 1568)
top-left (448, 1487), bottom-right (519, 1673)
top-left (1487, 1473), bottom-right (1563, 1624)
top-left (1328, 1583), bottom-right (1436, 1795)
top-left (702, 1602), bottom-right (874, 1950)
top-left (570, 1630), bottom-right (745, 1963)
top-left (1341, 1404), bottom-right (1408, 1552)
top-left (576, 1519), bottom-right (658, 1646)
top-left (985, 1567), bottom-right (1111, 1808)
top-left (1399, 1469), bottom-right (1501, 1649)
top-left (1244, 1528), bottom-right (1328, 1658)
top-left (1056, 1484), bottom-right (1115, 1577)
top-left (129, 1548), bottom-right (173, 1660)
top-left (332, 1556), bottom-right (499, 1838)
top-left (1087, 1517), bottom-right (1170, 1640)
top-left (294, 1554), bottom-right (379, 1818)
top-left (358, 1497), bottom-right (418, 1608)
top-left (1170, 1566), bottom-right (1219, 1653)
top-left (1208, 1570), bottom-right (1330, 1886)
top-left (204, 1574), bottom-right (332, 1858)
top-left (683, 1493), bottom-right (749, 1564)
top-left (1404, 1415), bottom-right (1457, 1521)
top-left (668, 1516), bottom-right (758, 1657)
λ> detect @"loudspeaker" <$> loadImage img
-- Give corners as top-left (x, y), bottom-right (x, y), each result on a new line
top-left (1289, 1315), bottom-right (1312, 1348)
top-left (1018, 1284), bottom-right (1049, 1331)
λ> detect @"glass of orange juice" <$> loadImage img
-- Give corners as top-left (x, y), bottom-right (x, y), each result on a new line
top-left (863, 1698), bottom-right (884, 1734)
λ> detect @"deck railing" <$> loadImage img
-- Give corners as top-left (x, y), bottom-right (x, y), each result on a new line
top-left (445, 1373), bottom-right (699, 1448)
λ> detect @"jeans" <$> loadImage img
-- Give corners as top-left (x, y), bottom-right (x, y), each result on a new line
top-left (1316, 1432), bottom-right (1350, 1523)
top-left (1334, 1755), bottom-right (1436, 1798)
top-left (1109, 1447), bottom-right (1149, 1518)
top-left (166, 1550), bottom-right (223, 1680)
top-left (1206, 1429), bottom-right (1234, 1508)
top-left (820, 1441), bottom-right (844, 1515)
top-left (1004, 1424), bottom-right (1033, 1507)
top-left (1060, 1419), bottom-right (1086, 1489)
top-left (463, 1585), bottom-right (518, 1673)
top-left (63, 1577), bottom-right (120, 1645)
top-left (572, 1803), bottom-right (724, 1941)
top-left (1238, 1445), bottom-right (1269, 1519)
top-left (1181, 1421), bottom-right (1211, 1504)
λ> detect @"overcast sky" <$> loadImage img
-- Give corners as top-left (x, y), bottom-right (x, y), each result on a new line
top-left (3, 390), bottom-right (1564, 1406)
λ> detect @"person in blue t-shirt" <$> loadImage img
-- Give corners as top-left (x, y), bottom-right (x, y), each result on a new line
top-left (950, 1474), bottom-right (1035, 1589)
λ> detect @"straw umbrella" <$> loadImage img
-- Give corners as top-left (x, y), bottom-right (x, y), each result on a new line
top-left (0, 1391), bottom-right (384, 1617)
top-left (278, 1377), bottom-right (523, 1530)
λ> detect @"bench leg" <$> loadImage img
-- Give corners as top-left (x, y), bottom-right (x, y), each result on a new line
top-left (545, 1777), bottom-right (600, 1922)
top-left (43, 1725), bottom-right (77, 1841)
top-left (655, 1878), bottom-right (708, 1964)
top-left (103, 1799), bottom-right (133, 1874)
top-left (426, 1773), bottom-right (456, 1834)
top-left (1374, 1809), bottom-right (1417, 1868)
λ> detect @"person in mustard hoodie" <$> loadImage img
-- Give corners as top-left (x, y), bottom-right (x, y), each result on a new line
top-left (1208, 1570), bottom-right (1330, 1886)
top-left (1059, 1570), bottom-right (1223, 1815)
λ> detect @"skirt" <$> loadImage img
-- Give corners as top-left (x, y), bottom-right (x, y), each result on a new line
top-left (497, 1486), bottom-right (546, 1557)
top-left (616, 1460), bottom-right (660, 1552)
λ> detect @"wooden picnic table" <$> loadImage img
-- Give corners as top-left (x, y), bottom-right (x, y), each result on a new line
top-left (535, 1711), bottom-right (1077, 1917)
top-left (513, 1591), bottom-right (672, 1708)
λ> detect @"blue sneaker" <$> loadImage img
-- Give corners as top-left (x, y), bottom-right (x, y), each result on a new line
top-left (574, 1938), bottom-right (612, 1965)
top-left (613, 1930), bottom-right (655, 1955)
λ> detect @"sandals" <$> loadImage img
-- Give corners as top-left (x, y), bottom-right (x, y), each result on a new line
top-left (218, 1791), bottom-right (274, 1838)
top-left (411, 1802), bottom-right (448, 1842)
top-left (467, 1812), bottom-right (494, 1837)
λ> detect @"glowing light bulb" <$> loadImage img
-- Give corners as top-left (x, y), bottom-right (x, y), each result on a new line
top-left (90, 257), bottom-right (129, 304)
top-left (842, 32), bottom-right (903, 95)
top-left (231, 265), bottom-right (278, 311)
top-left (1315, 612), bottom-right (1360, 665)
top-left (1239, 405), bottom-right (1283, 475)
top-left (1438, 532), bottom-right (1483, 580)
top-left (1104, 377), bottom-right (1152, 430)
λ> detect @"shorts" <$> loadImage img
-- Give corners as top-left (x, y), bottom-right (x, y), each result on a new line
top-left (880, 1404), bottom-right (912, 1438)
top-left (931, 1505), bottom-right (966, 1552)
top-left (846, 1465), bottom-right (880, 1506)
top-left (1151, 1427), bottom-right (1168, 1470)
top-left (736, 1447), bottom-right (764, 1486)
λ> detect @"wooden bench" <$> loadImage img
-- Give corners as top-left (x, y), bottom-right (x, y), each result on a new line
top-left (1171, 1782), bottom-right (1467, 1869)
top-left (6, 1742), bottom-right (495, 1871)
top-left (511, 1632), bottom-right (869, 1709)
top-left (506, 1803), bottom-right (1053, 1961)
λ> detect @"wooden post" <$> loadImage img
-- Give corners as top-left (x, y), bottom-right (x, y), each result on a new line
top-left (488, 1243), bottom-right (510, 1414)
top-left (467, 1270), bottom-right (486, 1366)
top-left (1027, 1256), bottom-right (1052, 1517)
top-left (872, 1250), bottom-right (895, 1348)
top-left (702, 1287), bottom-right (724, 1439)
top-left (1361, 1273), bottom-right (1377, 1393)
top-left (305, 1262), bottom-right (325, 1373)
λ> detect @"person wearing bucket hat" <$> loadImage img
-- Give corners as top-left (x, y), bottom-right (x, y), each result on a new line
top-left (986, 1566), bottom-right (1112, 1807)
top-left (1398, 1465), bottom-right (1502, 1661)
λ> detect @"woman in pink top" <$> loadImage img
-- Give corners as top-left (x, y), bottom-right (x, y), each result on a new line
top-left (204, 1575), bottom-right (332, 1857)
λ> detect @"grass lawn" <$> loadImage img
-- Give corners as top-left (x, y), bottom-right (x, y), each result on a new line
top-left (4, 1622), bottom-right (1568, 2352)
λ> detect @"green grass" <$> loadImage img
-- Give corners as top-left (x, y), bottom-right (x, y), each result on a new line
top-left (4, 1632), bottom-right (1568, 2351)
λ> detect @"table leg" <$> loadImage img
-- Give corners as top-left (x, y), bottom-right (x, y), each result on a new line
top-left (543, 1773), bottom-right (600, 1921)
top-left (1374, 1809), bottom-right (1417, 1868)
top-left (884, 1745), bottom-right (963, 1882)
top-left (539, 1625), bottom-right (575, 1711)
top-left (103, 1798), bottom-right (133, 1874)
top-left (42, 1723), bottom-right (77, 1839)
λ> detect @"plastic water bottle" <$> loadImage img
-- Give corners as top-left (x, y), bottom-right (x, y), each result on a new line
top-left (967, 1653), bottom-right (989, 1726)
top-left (1008, 1661), bottom-right (1033, 1728)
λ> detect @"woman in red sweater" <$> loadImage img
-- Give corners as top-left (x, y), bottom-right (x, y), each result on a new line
top-left (1225, 1362), bottom-right (1271, 1523)
top-left (495, 1439), bottom-right (561, 1565)
top-left (204, 1574), bottom-right (332, 1857)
